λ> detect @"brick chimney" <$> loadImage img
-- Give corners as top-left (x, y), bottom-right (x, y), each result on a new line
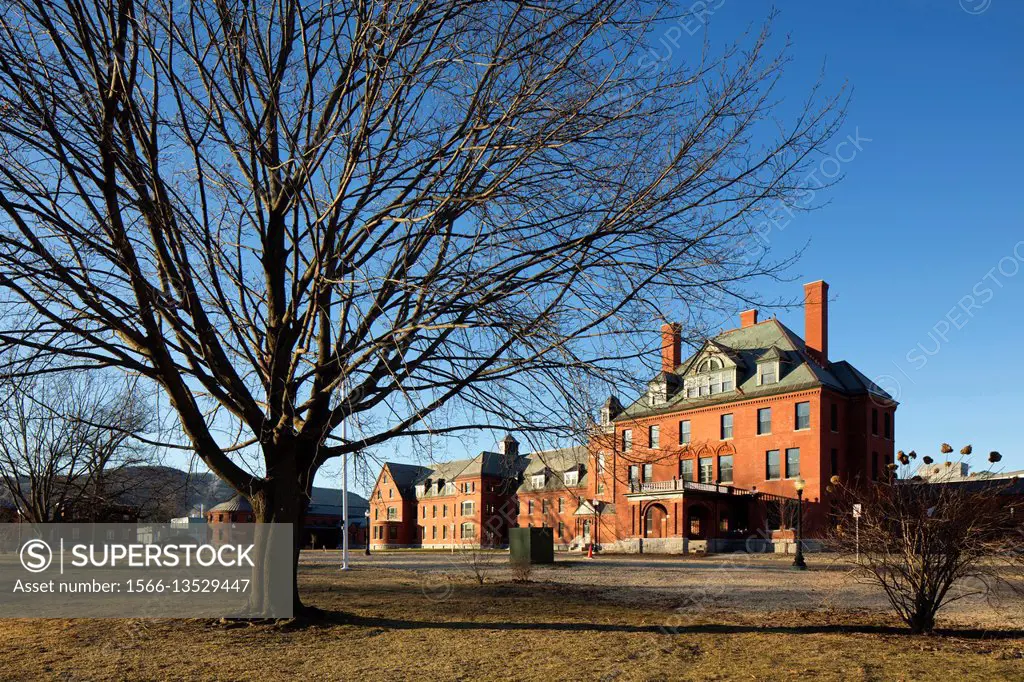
top-left (740, 309), bottom-right (759, 328)
top-left (803, 280), bottom-right (829, 366)
top-left (661, 322), bottom-right (681, 373)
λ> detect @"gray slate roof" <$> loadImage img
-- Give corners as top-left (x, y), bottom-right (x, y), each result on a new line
top-left (517, 446), bottom-right (590, 494)
top-left (618, 318), bottom-right (895, 421)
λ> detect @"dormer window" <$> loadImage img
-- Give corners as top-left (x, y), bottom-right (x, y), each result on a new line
top-left (564, 470), bottom-right (579, 486)
top-left (415, 484), bottom-right (425, 497)
top-left (531, 473), bottom-right (546, 488)
top-left (436, 479), bottom-right (445, 493)
top-left (683, 354), bottom-right (736, 398)
top-left (758, 362), bottom-right (778, 385)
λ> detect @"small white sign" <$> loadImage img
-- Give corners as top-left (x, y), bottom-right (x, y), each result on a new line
top-left (852, 503), bottom-right (862, 519)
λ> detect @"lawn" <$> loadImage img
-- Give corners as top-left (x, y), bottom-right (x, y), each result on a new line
top-left (1, 551), bottom-right (1021, 681)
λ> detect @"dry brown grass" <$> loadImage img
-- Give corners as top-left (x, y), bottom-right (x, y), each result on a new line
top-left (1, 552), bottom-right (1022, 681)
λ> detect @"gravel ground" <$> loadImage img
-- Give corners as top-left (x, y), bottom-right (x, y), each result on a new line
top-left (303, 549), bottom-right (1024, 629)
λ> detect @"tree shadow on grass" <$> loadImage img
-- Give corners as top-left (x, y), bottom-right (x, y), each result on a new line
top-left (321, 611), bottom-right (1024, 640)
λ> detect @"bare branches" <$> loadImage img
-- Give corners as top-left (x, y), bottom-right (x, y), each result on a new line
top-left (0, 2), bottom-right (844, 513)
top-left (0, 369), bottom-right (159, 522)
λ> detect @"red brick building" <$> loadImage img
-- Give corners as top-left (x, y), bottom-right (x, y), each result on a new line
top-left (588, 280), bottom-right (897, 552)
top-left (370, 437), bottom-right (525, 549)
top-left (368, 280), bottom-right (896, 554)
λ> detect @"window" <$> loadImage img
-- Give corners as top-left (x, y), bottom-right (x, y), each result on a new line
top-left (642, 463), bottom-right (653, 482)
top-left (558, 497), bottom-right (564, 513)
top-left (432, 526), bottom-right (437, 539)
top-left (558, 521), bottom-right (565, 538)
top-left (628, 465), bottom-right (639, 482)
top-left (884, 412), bottom-right (892, 439)
top-left (679, 420), bottom-right (691, 444)
top-left (720, 413), bottom-right (734, 440)
top-left (564, 470), bottom-right (579, 486)
top-left (387, 506), bottom-right (398, 520)
top-left (460, 522), bottom-right (474, 539)
top-left (461, 501), bottom-right (474, 517)
top-left (442, 504), bottom-right (447, 518)
top-left (699, 457), bottom-right (714, 483)
top-left (374, 508), bottom-right (378, 520)
top-left (388, 488), bottom-right (392, 499)
top-left (649, 425), bottom-right (660, 449)
top-left (542, 499), bottom-right (549, 514)
top-left (528, 500), bottom-right (535, 514)
top-left (871, 409), bottom-right (879, 435)
top-left (532, 473), bottom-right (546, 488)
top-left (622, 429), bottom-right (633, 451)
top-left (785, 448), bottom-right (800, 479)
top-left (830, 448), bottom-right (838, 475)
top-left (442, 525), bottom-right (447, 539)
top-left (680, 459), bottom-right (694, 481)
top-left (830, 403), bottom-right (838, 432)
top-left (766, 450), bottom-right (781, 480)
top-left (872, 451), bottom-right (879, 480)
top-left (718, 455), bottom-right (733, 484)
top-left (388, 525), bottom-right (398, 540)
top-left (757, 407), bottom-right (771, 435)
top-left (795, 402), bottom-right (811, 430)
top-left (759, 362), bottom-right (778, 385)
top-left (432, 505), bottom-right (437, 518)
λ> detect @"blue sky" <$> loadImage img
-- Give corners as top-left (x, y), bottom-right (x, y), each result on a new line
top-left (320, 2), bottom-right (1024, 491)
top-left (709, 0), bottom-right (1024, 471)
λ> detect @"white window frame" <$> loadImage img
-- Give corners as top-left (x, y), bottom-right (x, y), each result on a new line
top-left (758, 361), bottom-right (779, 386)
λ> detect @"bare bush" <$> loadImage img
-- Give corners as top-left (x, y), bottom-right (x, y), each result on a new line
top-left (827, 446), bottom-right (1024, 634)
top-left (510, 561), bottom-right (534, 584)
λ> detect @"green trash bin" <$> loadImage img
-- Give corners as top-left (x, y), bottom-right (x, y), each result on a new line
top-left (509, 527), bottom-right (554, 565)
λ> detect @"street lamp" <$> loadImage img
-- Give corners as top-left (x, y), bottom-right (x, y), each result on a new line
top-left (364, 509), bottom-right (371, 556)
top-left (792, 476), bottom-right (807, 570)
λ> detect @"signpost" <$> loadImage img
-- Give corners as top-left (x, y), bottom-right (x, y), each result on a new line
top-left (852, 504), bottom-right (862, 563)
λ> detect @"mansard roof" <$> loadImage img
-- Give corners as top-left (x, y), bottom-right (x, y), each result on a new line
top-left (616, 318), bottom-right (895, 421)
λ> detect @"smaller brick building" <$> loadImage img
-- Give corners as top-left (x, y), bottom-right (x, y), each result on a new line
top-left (206, 487), bottom-right (369, 549)
top-left (516, 446), bottom-right (596, 550)
top-left (370, 437), bottom-right (525, 549)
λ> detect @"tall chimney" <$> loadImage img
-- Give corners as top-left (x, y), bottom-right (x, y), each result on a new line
top-left (803, 280), bottom-right (829, 366)
top-left (661, 323), bottom-right (681, 373)
top-left (740, 309), bottom-right (759, 328)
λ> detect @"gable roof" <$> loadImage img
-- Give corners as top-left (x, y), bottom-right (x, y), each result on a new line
top-left (517, 446), bottom-right (590, 494)
top-left (378, 450), bottom-right (527, 500)
top-left (617, 318), bottom-right (895, 421)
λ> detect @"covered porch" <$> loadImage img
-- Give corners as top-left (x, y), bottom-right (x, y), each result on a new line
top-left (624, 480), bottom-right (760, 553)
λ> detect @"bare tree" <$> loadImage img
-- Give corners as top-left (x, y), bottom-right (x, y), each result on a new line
top-left (827, 447), bottom-right (1024, 634)
top-left (0, 1), bottom-right (845, 612)
top-left (0, 371), bottom-right (155, 522)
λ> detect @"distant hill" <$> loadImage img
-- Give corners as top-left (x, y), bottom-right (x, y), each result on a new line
top-left (0, 466), bottom-right (368, 521)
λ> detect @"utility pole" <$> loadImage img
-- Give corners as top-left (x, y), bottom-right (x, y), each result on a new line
top-left (341, 382), bottom-right (350, 571)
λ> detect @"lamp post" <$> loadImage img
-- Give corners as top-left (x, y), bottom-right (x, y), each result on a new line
top-left (792, 476), bottom-right (807, 569)
top-left (364, 509), bottom-right (371, 556)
